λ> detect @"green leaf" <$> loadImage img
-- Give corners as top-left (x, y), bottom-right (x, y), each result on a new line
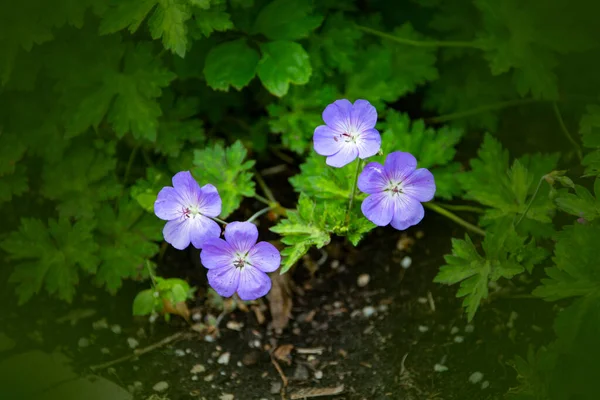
top-left (257, 41), bottom-right (312, 97)
top-left (191, 1), bottom-right (233, 38)
top-left (533, 222), bottom-right (600, 301)
top-left (133, 289), bottom-right (157, 316)
top-left (94, 197), bottom-right (163, 294)
top-left (0, 165), bottom-right (28, 204)
top-left (131, 167), bottom-right (172, 213)
top-left (192, 140), bottom-right (256, 218)
top-left (435, 222), bottom-right (547, 321)
top-left (579, 104), bottom-right (600, 176)
top-left (555, 182), bottom-right (600, 221)
top-left (253, 0), bottom-right (323, 41)
top-left (459, 133), bottom-right (559, 237)
top-left (98, 0), bottom-right (156, 35)
top-left (1, 218), bottom-right (99, 304)
top-left (289, 152), bottom-right (356, 200)
top-left (203, 39), bottom-right (260, 91)
top-left (155, 94), bottom-right (205, 158)
top-left (147, 0), bottom-right (191, 57)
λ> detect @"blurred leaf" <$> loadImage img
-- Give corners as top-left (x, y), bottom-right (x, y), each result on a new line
top-left (257, 41), bottom-right (312, 97)
top-left (253, 0), bottom-right (323, 41)
top-left (203, 39), bottom-right (260, 91)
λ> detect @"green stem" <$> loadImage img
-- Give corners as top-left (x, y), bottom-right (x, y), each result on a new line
top-left (355, 24), bottom-right (482, 48)
top-left (254, 169), bottom-right (277, 203)
top-left (123, 145), bottom-right (139, 185)
top-left (345, 159), bottom-right (363, 226)
top-left (247, 206), bottom-right (273, 223)
top-left (426, 98), bottom-right (540, 124)
top-left (552, 102), bottom-right (583, 162)
top-left (210, 216), bottom-right (228, 225)
top-left (425, 202), bottom-right (486, 236)
top-left (436, 203), bottom-right (485, 213)
top-left (254, 194), bottom-right (271, 206)
top-left (514, 176), bottom-right (546, 229)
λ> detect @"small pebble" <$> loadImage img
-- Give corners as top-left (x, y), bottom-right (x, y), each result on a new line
top-left (333, 301), bottom-right (343, 308)
top-left (450, 327), bottom-right (460, 335)
top-left (220, 394), bottom-right (234, 400)
top-left (378, 304), bottom-right (389, 312)
top-left (204, 335), bottom-right (215, 343)
top-left (226, 321), bottom-right (244, 331)
top-left (270, 382), bottom-right (282, 394)
top-left (434, 364), bottom-right (448, 372)
top-left (251, 339), bottom-right (261, 348)
top-left (149, 314), bottom-right (158, 324)
top-left (110, 325), bottom-right (122, 334)
top-left (153, 381), bottom-right (169, 392)
top-left (417, 297), bottom-right (428, 304)
top-left (127, 337), bottom-right (139, 349)
top-left (481, 380), bottom-right (490, 389)
top-left (192, 312), bottom-right (202, 321)
top-left (314, 370), bottom-right (323, 380)
top-left (133, 381), bottom-right (142, 389)
top-left (362, 306), bottom-right (376, 318)
top-left (418, 325), bottom-right (429, 333)
top-left (218, 352), bottom-right (230, 365)
top-left (469, 372), bottom-right (484, 384)
top-left (92, 319), bottom-right (108, 330)
top-left (357, 274), bottom-right (370, 287)
top-left (78, 338), bottom-right (90, 348)
top-left (454, 336), bottom-right (465, 343)
top-left (331, 260), bottom-right (340, 269)
top-left (465, 324), bottom-right (475, 333)
top-left (191, 364), bottom-right (206, 374)
top-left (204, 374), bottom-right (214, 382)
top-left (400, 256), bottom-right (412, 269)
top-left (191, 375), bottom-right (198, 381)
top-left (175, 349), bottom-right (186, 357)
top-left (242, 351), bottom-right (260, 366)
top-left (101, 348), bottom-right (110, 354)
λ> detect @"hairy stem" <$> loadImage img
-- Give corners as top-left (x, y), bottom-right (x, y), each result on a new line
top-left (254, 193), bottom-right (272, 206)
top-left (247, 206), bottom-right (273, 223)
top-left (355, 24), bottom-right (482, 48)
top-left (552, 102), bottom-right (583, 162)
top-left (345, 159), bottom-right (363, 226)
top-left (425, 202), bottom-right (486, 236)
top-left (254, 169), bottom-right (277, 203)
top-left (426, 98), bottom-right (540, 124)
top-left (435, 203), bottom-right (485, 213)
top-left (210, 216), bottom-right (228, 225)
top-left (514, 176), bottom-right (547, 229)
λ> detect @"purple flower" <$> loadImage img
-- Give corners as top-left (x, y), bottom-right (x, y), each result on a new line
top-left (358, 152), bottom-right (435, 230)
top-left (200, 221), bottom-right (280, 301)
top-left (313, 99), bottom-right (381, 168)
top-left (154, 171), bottom-right (222, 250)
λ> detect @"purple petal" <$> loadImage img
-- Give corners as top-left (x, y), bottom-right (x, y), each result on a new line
top-left (248, 242), bottom-right (280, 273)
top-left (224, 221), bottom-right (258, 252)
top-left (198, 183), bottom-right (222, 217)
top-left (357, 162), bottom-right (388, 194)
top-left (403, 168), bottom-right (436, 202)
top-left (200, 238), bottom-right (234, 269)
top-left (322, 99), bottom-right (353, 132)
top-left (361, 192), bottom-right (394, 226)
top-left (390, 195), bottom-right (425, 230)
top-left (351, 99), bottom-right (377, 131)
top-left (163, 218), bottom-right (193, 250)
top-left (154, 187), bottom-right (183, 220)
top-left (190, 216), bottom-right (221, 249)
top-left (172, 171), bottom-right (202, 205)
top-left (384, 152), bottom-right (417, 182)
top-left (237, 266), bottom-right (272, 301)
top-left (326, 144), bottom-right (358, 168)
top-left (207, 265), bottom-right (240, 298)
top-left (313, 125), bottom-right (343, 156)
top-left (356, 128), bottom-right (381, 159)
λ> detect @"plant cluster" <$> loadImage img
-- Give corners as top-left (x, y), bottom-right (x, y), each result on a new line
top-left (1, 0), bottom-right (600, 398)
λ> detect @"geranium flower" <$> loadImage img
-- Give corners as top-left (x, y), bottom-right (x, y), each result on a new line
top-left (358, 152), bottom-right (435, 230)
top-left (313, 99), bottom-right (381, 168)
top-left (154, 171), bottom-right (222, 250)
top-left (200, 221), bottom-right (280, 300)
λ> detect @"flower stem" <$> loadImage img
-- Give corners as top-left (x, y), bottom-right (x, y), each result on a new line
top-left (247, 206), bottom-right (273, 223)
top-left (552, 102), bottom-right (583, 162)
top-left (435, 203), bottom-right (485, 213)
top-left (426, 98), bottom-right (540, 124)
top-left (254, 169), bottom-right (277, 204)
top-left (424, 202), bottom-right (486, 236)
top-left (345, 159), bottom-right (363, 226)
top-left (123, 145), bottom-right (139, 185)
top-left (210, 216), bottom-right (228, 225)
top-left (514, 176), bottom-right (547, 229)
top-left (355, 24), bottom-right (482, 48)
top-left (254, 194), bottom-right (271, 206)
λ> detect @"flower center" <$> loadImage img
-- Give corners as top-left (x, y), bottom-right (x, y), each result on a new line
top-left (233, 252), bottom-right (249, 269)
top-left (385, 181), bottom-right (404, 196)
top-left (334, 131), bottom-right (357, 143)
top-left (182, 205), bottom-right (202, 219)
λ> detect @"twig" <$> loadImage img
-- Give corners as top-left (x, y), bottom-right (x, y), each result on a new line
top-left (552, 102), bottom-right (583, 161)
top-left (271, 353), bottom-right (289, 388)
top-left (90, 331), bottom-right (190, 371)
top-left (254, 168), bottom-right (277, 203)
top-left (424, 202), bottom-right (486, 236)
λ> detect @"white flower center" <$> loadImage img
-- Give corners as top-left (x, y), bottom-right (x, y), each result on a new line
top-left (233, 252), bottom-right (250, 269)
top-left (385, 181), bottom-right (404, 196)
top-left (183, 205), bottom-right (202, 219)
top-left (334, 131), bottom-right (358, 144)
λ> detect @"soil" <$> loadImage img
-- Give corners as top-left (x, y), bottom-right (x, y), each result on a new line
top-left (0, 204), bottom-right (556, 400)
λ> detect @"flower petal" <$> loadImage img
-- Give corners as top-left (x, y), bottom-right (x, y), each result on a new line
top-left (322, 99), bottom-right (353, 132)
top-left (403, 168), bottom-right (436, 202)
top-left (198, 183), bottom-right (222, 217)
top-left (172, 171), bottom-right (202, 206)
top-left (154, 187), bottom-right (183, 220)
top-left (207, 265), bottom-right (240, 298)
top-left (237, 266), bottom-right (272, 301)
top-left (326, 144), bottom-right (359, 168)
top-left (351, 99), bottom-right (377, 131)
top-left (163, 218), bottom-right (193, 250)
top-left (390, 195), bottom-right (425, 230)
top-left (357, 162), bottom-right (388, 194)
top-left (384, 152), bottom-right (418, 182)
top-left (313, 125), bottom-right (344, 156)
top-left (248, 242), bottom-right (281, 273)
top-left (224, 221), bottom-right (258, 253)
top-left (356, 128), bottom-right (381, 159)
top-left (189, 216), bottom-right (222, 249)
top-left (361, 192), bottom-right (394, 226)
top-left (200, 238), bottom-right (235, 269)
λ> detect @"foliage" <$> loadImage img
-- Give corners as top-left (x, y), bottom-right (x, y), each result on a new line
top-left (133, 276), bottom-right (195, 321)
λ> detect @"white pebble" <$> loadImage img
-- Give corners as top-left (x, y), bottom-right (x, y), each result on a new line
top-left (481, 380), bottom-right (490, 389)
top-left (101, 347), bottom-right (110, 354)
top-left (175, 349), bottom-right (185, 357)
top-left (378, 304), bottom-right (389, 312)
top-left (185, 348), bottom-right (192, 354)
top-left (78, 338), bottom-right (90, 348)
top-left (417, 297), bottom-right (428, 304)
top-left (226, 321), bottom-right (244, 331)
top-left (450, 327), bottom-right (459, 334)
top-left (191, 375), bottom-right (198, 381)
top-left (204, 374), bottom-right (214, 382)
top-left (331, 260), bottom-right (340, 269)
top-left (204, 335), bottom-right (215, 342)
top-left (465, 324), bottom-right (475, 333)
top-left (469, 372), bottom-right (484, 384)
top-left (190, 364), bottom-right (206, 374)
top-left (110, 325), bottom-right (122, 334)
top-left (220, 394), bottom-right (234, 400)
top-left (357, 274), bottom-right (370, 287)
top-left (362, 306), bottom-right (376, 318)
top-left (92, 319), bottom-right (108, 330)
top-left (192, 312), bottom-right (202, 321)
top-left (218, 352), bottom-right (230, 365)
top-left (314, 370), bottom-right (323, 379)
top-left (418, 325), bottom-right (429, 333)
top-left (434, 364), bottom-right (448, 372)
top-left (401, 256), bottom-right (412, 269)
top-left (127, 337), bottom-right (139, 349)
top-left (149, 314), bottom-right (158, 324)
top-left (153, 381), bottom-right (169, 392)
top-left (454, 336), bottom-right (464, 343)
